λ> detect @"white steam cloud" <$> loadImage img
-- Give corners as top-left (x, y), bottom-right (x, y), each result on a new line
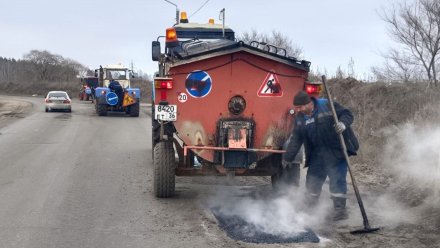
top-left (206, 184), bottom-right (331, 238)
top-left (382, 123), bottom-right (440, 196)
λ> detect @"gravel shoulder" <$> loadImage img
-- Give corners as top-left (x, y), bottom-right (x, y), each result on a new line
top-left (0, 96), bottom-right (34, 129)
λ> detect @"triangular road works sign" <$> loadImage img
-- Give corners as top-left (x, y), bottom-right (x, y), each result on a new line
top-left (122, 92), bottom-right (137, 107)
top-left (257, 72), bottom-right (283, 97)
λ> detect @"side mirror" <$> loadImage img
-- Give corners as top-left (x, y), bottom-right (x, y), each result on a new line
top-left (152, 41), bottom-right (161, 61)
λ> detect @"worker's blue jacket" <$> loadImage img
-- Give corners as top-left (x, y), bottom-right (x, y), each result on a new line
top-left (283, 98), bottom-right (359, 167)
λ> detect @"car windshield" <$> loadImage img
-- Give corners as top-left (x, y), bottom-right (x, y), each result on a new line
top-left (48, 92), bottom-right (68, 98)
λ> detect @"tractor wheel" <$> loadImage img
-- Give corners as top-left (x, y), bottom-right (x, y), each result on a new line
top-left (154, 141), bottom-right (175, 198)
top-left (97, 104), bottom-right (107, 116)
top-left (129, 102), bottom-right (140, 117)
top-left (271, 163), bottom-right (300, 190)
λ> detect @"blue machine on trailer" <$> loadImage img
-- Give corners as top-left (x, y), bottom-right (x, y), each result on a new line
top-left (94, 64), bottom-right (140, 117)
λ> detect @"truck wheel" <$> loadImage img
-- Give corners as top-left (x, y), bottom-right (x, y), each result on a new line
top-left (154, 141), bottom-right (175, 198)
top-left (129, 102), bottom-right (140, 117)
top-left (271, 163), bottom-right (300, 190)
top-left (97, 104), bottom-right (107, 116)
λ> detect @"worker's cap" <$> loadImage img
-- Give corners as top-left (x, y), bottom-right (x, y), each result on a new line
top-left (293, 90), bottom-right (311, 106)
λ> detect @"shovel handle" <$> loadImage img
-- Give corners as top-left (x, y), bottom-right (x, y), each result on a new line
top-left (321, 75), bottom-right (372, 230)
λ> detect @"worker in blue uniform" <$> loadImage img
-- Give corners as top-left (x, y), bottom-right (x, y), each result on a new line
top-left (282, 90), bottom-right (359, 220)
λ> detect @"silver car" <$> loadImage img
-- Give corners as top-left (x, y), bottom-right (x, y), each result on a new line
top-left (45, 91), bottom-right (72, 112)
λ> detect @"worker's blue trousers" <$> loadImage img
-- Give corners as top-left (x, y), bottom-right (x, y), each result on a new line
top-left (305, 151), bottom-right (348, 199)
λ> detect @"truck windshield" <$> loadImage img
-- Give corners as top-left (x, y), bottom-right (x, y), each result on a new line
top-left (105, 70), bottom-right (127, 80)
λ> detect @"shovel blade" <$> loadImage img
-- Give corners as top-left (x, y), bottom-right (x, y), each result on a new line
top-left (350, 227), bottom-right (380, 234)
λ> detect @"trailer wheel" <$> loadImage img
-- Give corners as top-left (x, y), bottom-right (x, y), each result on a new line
top-left (271, 163), bottom-right (300, 190)
top-left (97, 104), bottom-right (107, 116)
top-left (129, 102), bottom-right (140, 117)
top-left (154, 141), bottom-right (175, 198)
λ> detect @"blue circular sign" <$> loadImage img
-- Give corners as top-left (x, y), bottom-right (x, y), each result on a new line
top-left (185, 70), bottom-right (212, 98)
top-left (106, 92), bottom-right (119, 105)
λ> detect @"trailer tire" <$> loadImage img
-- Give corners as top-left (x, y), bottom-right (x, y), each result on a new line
top-left (129, 102), bottom-right (140, 117)
top-left (271, 163), bottom-right (300, 190)
top-left (154, 141), bottom-right (175, 198)
top-left (97, 104), bottom-right (107, 116)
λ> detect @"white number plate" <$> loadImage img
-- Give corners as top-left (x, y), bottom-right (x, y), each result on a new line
top-left (154, 105), bottom-right (177, 121)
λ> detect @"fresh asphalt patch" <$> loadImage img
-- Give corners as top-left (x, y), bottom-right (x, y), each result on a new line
top-left (211, 207), bottom-right (320, 244)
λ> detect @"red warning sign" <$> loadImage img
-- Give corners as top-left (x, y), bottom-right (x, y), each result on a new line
top-left (257, 73), bottom-right (283, 97)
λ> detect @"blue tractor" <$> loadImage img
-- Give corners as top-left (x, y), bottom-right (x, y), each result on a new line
top-left (94, 64), bottom-right (140, 117)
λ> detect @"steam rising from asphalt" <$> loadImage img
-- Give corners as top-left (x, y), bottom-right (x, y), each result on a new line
top-left (207, 185), bottom-right (330, 238)
top-left (383, 123), bottom-right (440, 186)
top-left (205, 123), bottom-right (440, 237)
top-left (373, 122), bottom-right (440, 225)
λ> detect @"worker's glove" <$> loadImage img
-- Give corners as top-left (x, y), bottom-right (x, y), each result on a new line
top-left (334, 121), bottom-right (346, 134)
top-left (281, 160), bottom-right (293, 169)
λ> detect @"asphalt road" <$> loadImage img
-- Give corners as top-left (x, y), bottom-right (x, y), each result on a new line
top-left (3, 96), bottom-right (424, 248)
top-left (0, 96), bottom-right (259, 248)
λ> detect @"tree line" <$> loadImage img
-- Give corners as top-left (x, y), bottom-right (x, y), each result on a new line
top-left (0, 50), bottom-right (87, 84)
top-left (0, 50), bottom-right (152, 99)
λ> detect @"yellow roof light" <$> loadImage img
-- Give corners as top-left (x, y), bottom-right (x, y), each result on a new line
top-left (208, 18), bottom-right (214, 24)
top-left (180, 11), bottom-right (188, 23)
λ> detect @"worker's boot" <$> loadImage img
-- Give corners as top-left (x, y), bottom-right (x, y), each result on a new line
top-left (332, 197), bottom-right (348, 221)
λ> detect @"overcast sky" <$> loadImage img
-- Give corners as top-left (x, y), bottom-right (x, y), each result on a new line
top-left (0, 0), bottom-right (400, 80)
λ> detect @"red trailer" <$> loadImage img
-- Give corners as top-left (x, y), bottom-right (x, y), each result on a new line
top-left (151, 15), bottom-right (321, 197)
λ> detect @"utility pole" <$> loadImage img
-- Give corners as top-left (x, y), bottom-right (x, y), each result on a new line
top-left (164, 0), bottom-right (179, 24)
top-left (219, 8), bottom-right (225, 38)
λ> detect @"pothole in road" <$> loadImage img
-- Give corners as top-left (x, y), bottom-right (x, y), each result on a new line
top-left (211, 207), bottom-right (320, 244)
top-left (54, 113), bottom-right (72, 120)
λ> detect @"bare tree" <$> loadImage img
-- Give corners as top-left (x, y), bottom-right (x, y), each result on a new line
top-left (23, 50), bottom-right (61, 81)
top-left (380, 0), bottom-right (440, 86)
top-left (372, 48), bottom-right (420, 83)
top-left (239, 29), bottom-right (303, 59)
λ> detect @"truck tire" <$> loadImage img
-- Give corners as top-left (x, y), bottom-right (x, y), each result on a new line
top-left (97, 104), bottom-right (107, 116)
top-left (154, 141), bottom-right (175, 198)
top-left (129, 102), bottom-right (140, 117)
top-left (271, 163), bottom-right (300, 190)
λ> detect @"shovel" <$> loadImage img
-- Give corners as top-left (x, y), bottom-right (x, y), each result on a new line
top-left (321, 75), bottom-right (380, 234)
